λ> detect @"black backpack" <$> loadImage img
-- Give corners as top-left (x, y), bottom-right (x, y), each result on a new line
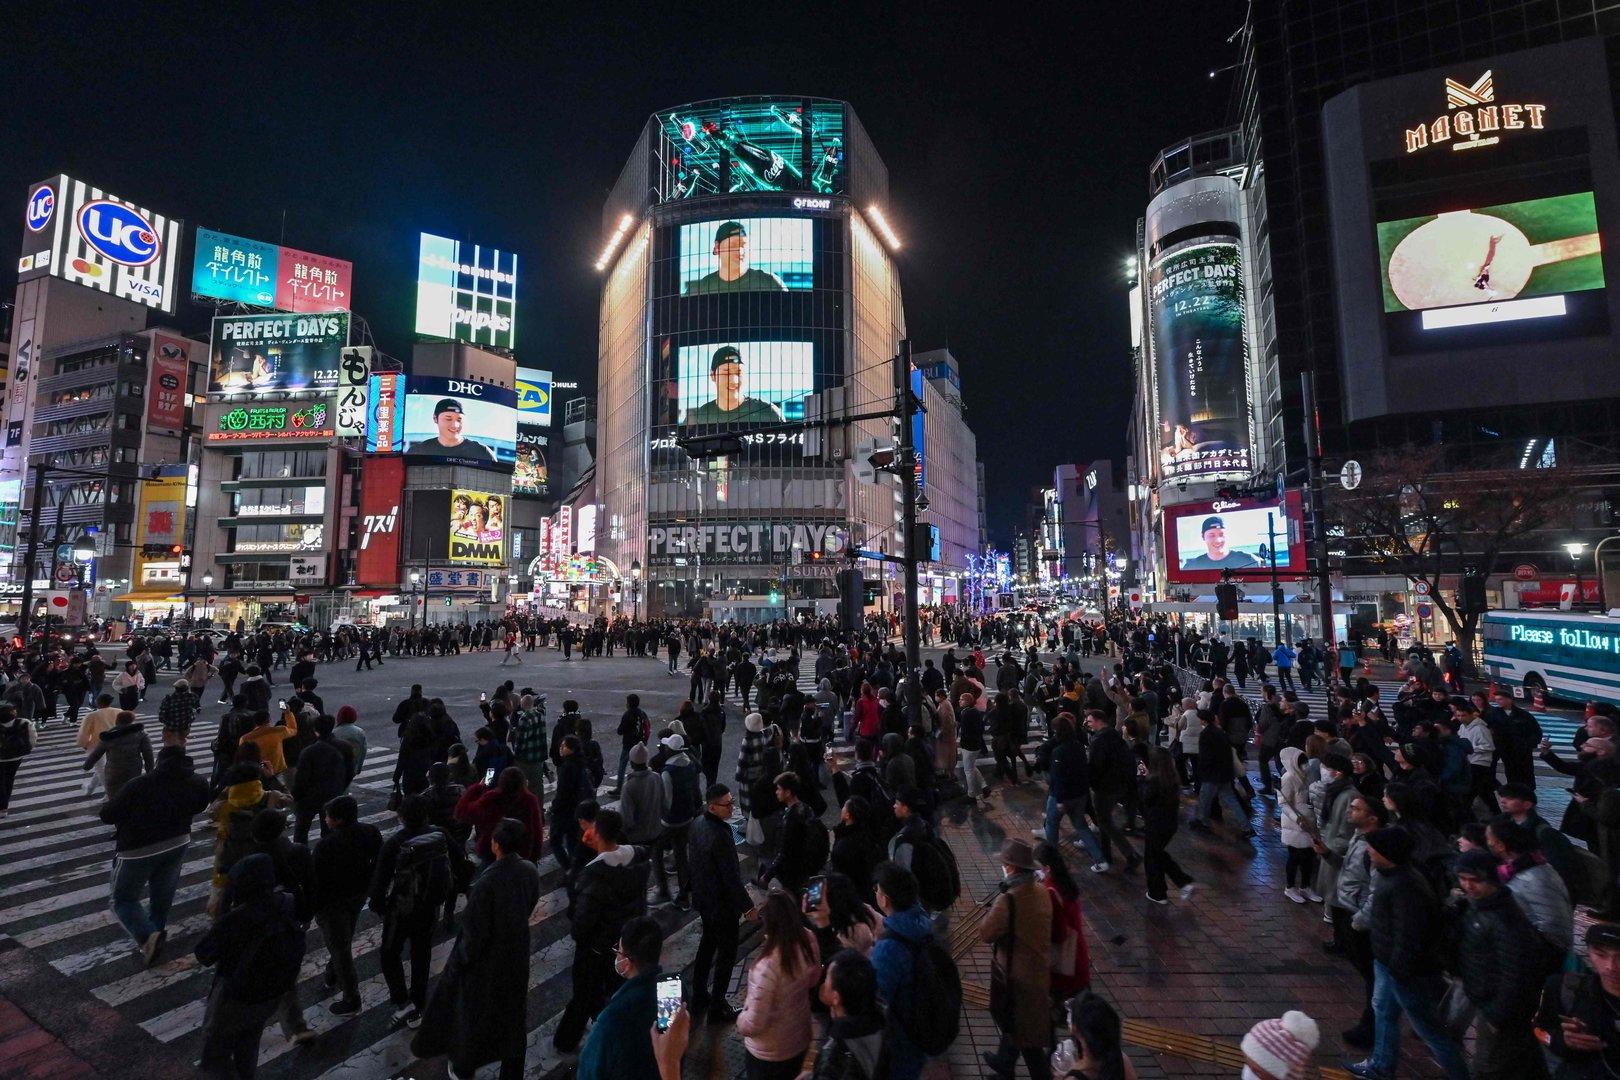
top-left (217, 802), bottom-right (265, 878)
top-left (801, 811), bottom-right (830, 876)
top-left (894, 935), bottom-right (962, 1056)
top-left (225, 899), bottom-right (307, 1003)
top-left (388, 831), bottom-right (452, 917)
top-left (911, 834), bottom-right (961, 912)
top-left (0, 719), bottom-right (32, 760)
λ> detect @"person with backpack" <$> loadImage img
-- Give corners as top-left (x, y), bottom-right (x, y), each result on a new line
top-left (99, 744), bottom-right (209, 965)
top-left (870, 861), bottom-right (958, 1080)
top-left (978, 839), bottom-right (1053, 1079)
top-left (371, 794), bottom-right (460, 1028)
top-left (455, 766), bottom-right (545, 868)
top-left (761, 771), bottom-right (828, 893)
top-left (687, 782), bottom-right (756, 1022)
top-left (414, 818), bottom-right (542, 1077)
top-left (657, 734), bottom-right (703, 906)
top-left (310, 795), bottom-right (381, 1016)
top-left (195, 854), bottom-right (308, 1078)
top-left (290, 715), bottom-right (355, 845)
top-left (0, 704), bottom-right (36, 818)
top-left (613, 692), bottom-right (649, 796)
top-left (555, 808), bottom-right (651, 1055)
top-left (808, 949), bottom-right (889, 1080)
top-left (235, 809), bottom-right (317, 1045)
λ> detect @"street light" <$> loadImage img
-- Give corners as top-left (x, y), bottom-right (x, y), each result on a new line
top-left (631, 559), bottom-right (642, 622)
top-left (201, 570), bottom-right (214, 626)
top-left (410, 570), bottom-right (422, 632)
top-left (1567, 542), bottom-right (1588, 609)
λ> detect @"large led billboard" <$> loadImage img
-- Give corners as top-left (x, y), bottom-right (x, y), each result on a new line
top-left (676, 341), bottom-right (812, 426)
top-left (1377, 193), bottom-right (1604, 325)
top-left (415, 233), bottom-right (518, 350)
top-left (192, 227), bottom-right (352, 313)
top-left (514, 366), bottom-right (551, 498)
top-left (678, 217), bottom-right (813, 293)
top-left (449, 489), bottom-right (507, 564)
top-left (1162, 492), bottom-right (1306, 585)
top-left (1150, 241), bottom-right (1253, 483)
top-left (208, 313), bottom-right (349, 394)
top-left (655, 97), bottom-right (845, 203)
top-left (18, 174), bottom-right (182, 312)
top-left (402, 376), bottom-right (517, 465)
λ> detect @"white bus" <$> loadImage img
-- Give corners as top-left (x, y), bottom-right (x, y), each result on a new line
top-left (1480, 609), bottom-right (1620, 707)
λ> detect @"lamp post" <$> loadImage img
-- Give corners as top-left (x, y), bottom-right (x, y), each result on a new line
top-left (631, 559), bottom-right (642, 622)
top-left (410, 570), bottom-right (421, 632)
top-left (1567, 542), bottom-right (1588, 610)
top-left (201, 570), bottom-right (214, 626)
top-left (507, 573), bottom-right (519, 615)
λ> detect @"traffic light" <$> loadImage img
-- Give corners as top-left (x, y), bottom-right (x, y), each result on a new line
top-left (170, 545), bottom-right (183, 556)
top-left (837, 568), bottom-right (864, 632)
top-left (1215, 582), bottom-right (1240, 621)
top-left (1460, 573), bottom-right (1488, 615)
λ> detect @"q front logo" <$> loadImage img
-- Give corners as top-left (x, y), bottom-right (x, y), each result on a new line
top-left (1405, 68), bottom-right (1546, 154)
top-left (77, 200), bottom-right (161, 266)
top-left (25, 185), bottom-right (54, 232)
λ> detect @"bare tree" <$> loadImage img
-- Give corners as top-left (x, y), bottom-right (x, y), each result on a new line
top-left (1333, 445), bottom-right (1576, 659)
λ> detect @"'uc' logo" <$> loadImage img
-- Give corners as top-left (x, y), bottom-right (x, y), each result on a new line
top-left (77, 200), bottom-right (161, 267)
top-left (25, 186), bottom-right (54, 233)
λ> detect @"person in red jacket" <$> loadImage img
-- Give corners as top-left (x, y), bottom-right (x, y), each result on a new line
top-left (1036, 842), bottom-right (1091, 999)
top-left (453, 766), bottom-right (543, 866)
top-left (852, 683), bottom-right (882, 743)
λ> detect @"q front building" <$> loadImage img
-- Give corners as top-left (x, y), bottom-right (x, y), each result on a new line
top-left (593, 96), bottom-right (980, 620)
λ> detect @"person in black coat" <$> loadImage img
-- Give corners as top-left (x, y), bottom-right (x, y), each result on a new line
top-left (549, 736), bottom-right (589, 868)
top-left (1042, 715), bottom-right (1105, 866)
top-left (414, 819), bottom-right (542, 1077)
top-left (686, 782), bottom-right (756, 1020)
top-left (1191, 715), bottom-right (1254, 838)
top-left (100, 745), bottom-right (209, 962)
top-left (291, 716), bottom-right (354, 845)
top-left (554, 809), bottom-right (650, 1053)
top-left (1082, 711), bottom-right (1138, 871)
top-left (761, 773), bottom-right (820, 891)
top-left (310, 795), bottom-right (381, 1013)
top-left (1450, 849), bottom-right (1550, 1077)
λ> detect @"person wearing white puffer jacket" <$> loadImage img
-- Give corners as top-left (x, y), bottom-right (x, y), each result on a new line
top-left (1278, 747), bottom-right (1323, 904)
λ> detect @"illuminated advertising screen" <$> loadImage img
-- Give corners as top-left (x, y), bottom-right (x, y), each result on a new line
top-left (18, 174), bottom-right (183, 312)
top-left (655, 97), bottom-right (845, 203)
top-left (414, 233), bottom-right (518, 350)
top-left (678, 217), bottom-right (812, 293)
top-left (1377, 193), bottom-right (1604, 326)
top-left (208, 312), bottom-right (349, 394)
top-left (449, 490), bottom-right (507, 564)
top-left (1162, 492), bottom-right (1306, 585)
top-left (191, 227), bottom-right (352, 312)
top-left (209, 402), bottom-right (332, 443)
top-left (516, 366), bottom-right (552, 425)
top-left (367, 372), bottom-right (405, 453)
top-left (357, 456), bottom-right (405, 584)
top-left (1149, 241), bottom-right (1253, 483)
top-left (402, 376), bottom-right (517, 466)
top-left (676, 341), bottom-right (812, 426)
top-left (514, 429), bottom-right (549, 498)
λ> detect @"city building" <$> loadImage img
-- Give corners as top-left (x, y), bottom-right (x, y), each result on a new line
top-left (592, 96), bottom-right (978, 620)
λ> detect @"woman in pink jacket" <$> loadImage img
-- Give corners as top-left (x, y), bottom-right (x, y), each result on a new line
top-left (736, 891), bottom-right (822, 1077)
top-left (851, 683), bottom-right (882, 742)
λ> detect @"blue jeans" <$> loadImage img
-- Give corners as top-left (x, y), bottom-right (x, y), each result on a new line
top-left (1369, 960), bottom-right (1470, 1078)
top-left (1194, 780), bottom-right (1250, 829)
top-left (1045, 794), bottom-right (1104, 862)
top-left (616, 744), bottom-right (632, 790)
top-left (110, 844), bottom-right (188, 945)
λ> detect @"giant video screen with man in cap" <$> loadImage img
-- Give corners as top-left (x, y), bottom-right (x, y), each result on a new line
top-left (1163, 492), bottom-right (1306, 584)
top-left (677, 341), bottom-right (811, 426)
top-left (678, 217), bottom-right (812, 294)
top-left (402, 375), bottom-right (517, 466)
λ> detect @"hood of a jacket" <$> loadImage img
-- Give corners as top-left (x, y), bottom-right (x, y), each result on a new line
top-left (222, 778), bottom-right (267, 811)
top-left (101, 723), bottom-right (146, 743)
top-left (229, 851), bottom-right (277, 900)
top-left (589, 845), bottom-right (636, 868)
top-left (881, 903), bottom-right (934, 942)
top-left (1280, 746), bottom-right (1306, 778)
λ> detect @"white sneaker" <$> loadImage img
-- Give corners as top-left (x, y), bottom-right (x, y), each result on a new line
top-left (1090, 862), bottom-right (1110, 873)
top-left (1284, 887), bottom-right (1306, 904)
top-left (1179, 883), bottom-right (1197, 901)
top-left (391, 1004), bottom-right (416, 1026)
top-left (1144, 892), bottom-right (1168, 905)
top-left (1303, 888), bottom-right (1324, 903)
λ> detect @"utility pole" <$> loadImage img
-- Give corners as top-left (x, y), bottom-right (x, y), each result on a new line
top-left (1301, 372), bottom-right (1335, 644)
top-left (1267, 512), bottom-right (1283, 645)
top-left (895, 338), bottom-right (922, 732)
top-left (17, 463), bottom-right (47, 643)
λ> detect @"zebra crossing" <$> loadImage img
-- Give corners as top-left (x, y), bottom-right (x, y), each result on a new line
top-left (0, 715), bottom-right (725, 1080)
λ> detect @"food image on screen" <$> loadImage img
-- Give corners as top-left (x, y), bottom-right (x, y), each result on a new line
top-left (448, 489), bottom-right (506, 564)
top-left (677, 342), bottom-right (812, 427)
top-left (403, 376), bottom-right (517, 466)
top-left (657, 97), bottom-right (845, 203)
top-left (679, 217), bottom-right (812, 294)
top-left (1173, 504), bottom-right (1291, 573)
top-left (1379, 192), bottom-right (1604, 313)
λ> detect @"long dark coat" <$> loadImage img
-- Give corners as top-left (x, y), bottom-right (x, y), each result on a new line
top-left (413, 853), bottom-right (541, 1067)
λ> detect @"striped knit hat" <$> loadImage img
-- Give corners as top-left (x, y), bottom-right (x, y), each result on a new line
top-left (1241, 1011), bottom-right (1319, 1080)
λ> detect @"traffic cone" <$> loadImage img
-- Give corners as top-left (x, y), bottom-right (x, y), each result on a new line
top-left (1533, 685), bottom-right (1547, 710)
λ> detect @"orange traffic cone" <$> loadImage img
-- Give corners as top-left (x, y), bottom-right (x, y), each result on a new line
top-left (1533, 685), bottom-right (1547, 710)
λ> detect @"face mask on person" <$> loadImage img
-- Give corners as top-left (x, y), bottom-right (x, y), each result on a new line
top-left (1321, 768), bottom-right (1338, 783)
top-left (613, 951), bottom-right (631, 978)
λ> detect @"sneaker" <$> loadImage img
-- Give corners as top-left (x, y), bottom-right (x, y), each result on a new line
top-left (1144, 892), bottom-right (1168, 905)
top-left (329, 997), bottom-right (361, 1016)
top-left (1342, 1061), bottom-right (1392, 1080)
top-left (1303, 888), bottom-right (1324, 903)
top-left (391, 1004), bottom-right (417, 1026)
top-left (1089, 861), bottom-right (1111, 873)
top-left (289, 1029), bottom-right (318, 1046)
top-left (141, 930), bottom-right (163, 967)
top-left (1178, 883), bottom-right (1197, 901)
top-left (1284, 887), bottom-right (1305, 904)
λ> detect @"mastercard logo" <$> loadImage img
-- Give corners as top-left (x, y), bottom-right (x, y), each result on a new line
top-left (71, 258), bottom-right (105, 279)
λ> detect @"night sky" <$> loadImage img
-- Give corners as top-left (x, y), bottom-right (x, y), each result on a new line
top-left (1, 4), bottom-right (1249, 544)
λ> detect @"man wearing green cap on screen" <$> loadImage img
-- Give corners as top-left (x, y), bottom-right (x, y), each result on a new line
top-left (1181, 514), bottom-right (1264, 571)
top-left (684, 221), bottom-right (788, 294)
top-left (683, 347), bottom-right (786, 426)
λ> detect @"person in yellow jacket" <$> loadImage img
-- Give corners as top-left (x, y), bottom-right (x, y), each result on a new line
top-left (238, 706), bottom-right (300, 777)
top-left (207, 745), bottom-right (290, 917)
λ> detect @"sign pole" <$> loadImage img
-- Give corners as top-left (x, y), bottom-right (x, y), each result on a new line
top-left (1302, 372), bottom-right (1335, 645)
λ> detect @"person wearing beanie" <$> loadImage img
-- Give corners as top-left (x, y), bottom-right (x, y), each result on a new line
top-left (1346, 826), bottom-right (1468, 1079)
top-left (886, 785), bottom-right (934, 879)
top-left (1451, 847), bottom-right (1549, 1077)
top-left (620, 741), bottom-right (667, 849)
top-left (158, 677), bottom-right (199, 749)
top-left (331, 703), bottom-right (368, 773)
top-left (1242, 1010), bottom-right (1320, 1080)
top-left (734, 710), bottom-right (776, 836)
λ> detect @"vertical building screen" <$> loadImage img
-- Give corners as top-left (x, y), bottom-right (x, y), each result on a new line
top-left (653, 97), bottom-right (845, 203)
top-left (1149, 241), bottom-right (1253, 482)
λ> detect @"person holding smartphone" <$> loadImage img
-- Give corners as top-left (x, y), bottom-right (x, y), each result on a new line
top-left (576, 916), bottom-right (667, 1080)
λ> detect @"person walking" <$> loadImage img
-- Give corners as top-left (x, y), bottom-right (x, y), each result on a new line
top-left (1138, 747), bottom-right (1195, 904)
top-left (1451, 848), bottom-right (1551, 1078)
top-left (1041, 713), bottom-right (1106, 866)
top-left (1273, 641), bottom-right (1298, 693)
top-left (0, 705), bottom-right (35, 819)
top-left (83, 709), bottom-right (154, 801)
top-left (1082, 710), bottom-right (1140, 872)
top-left (614, 693), bottom-right (648, 795)
top-left (957, 692), bottom-right (988, 808)
top-left (309, 795), bottom-right (381, 1016)
top-left (370, 794), bottom-right (459, 1027)
top-left (415, 818), bottom-right (542, 1079)
top-left (979, 839), bottom-right (1052, 1079)
top-left (687, 782), bottom-right (756, 1020)
top-left (290, 716), bottom-right (355, 846)
top-left (1188, 705), bottom-right (1253, 841)
top-left (554, 809), bottom-right (649, 1055)
top-left (156, 678), bottom-right (200, 750)
top-left (99, 744), bottom-right (208, 965)
top-left (737, 890), bottom-right (822, 1078)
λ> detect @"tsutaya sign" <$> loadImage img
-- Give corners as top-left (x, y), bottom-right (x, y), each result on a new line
top-left (1404, 69), bottom-right (1547, 154)
top-left (647, 521), bottom-right (848, 565)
